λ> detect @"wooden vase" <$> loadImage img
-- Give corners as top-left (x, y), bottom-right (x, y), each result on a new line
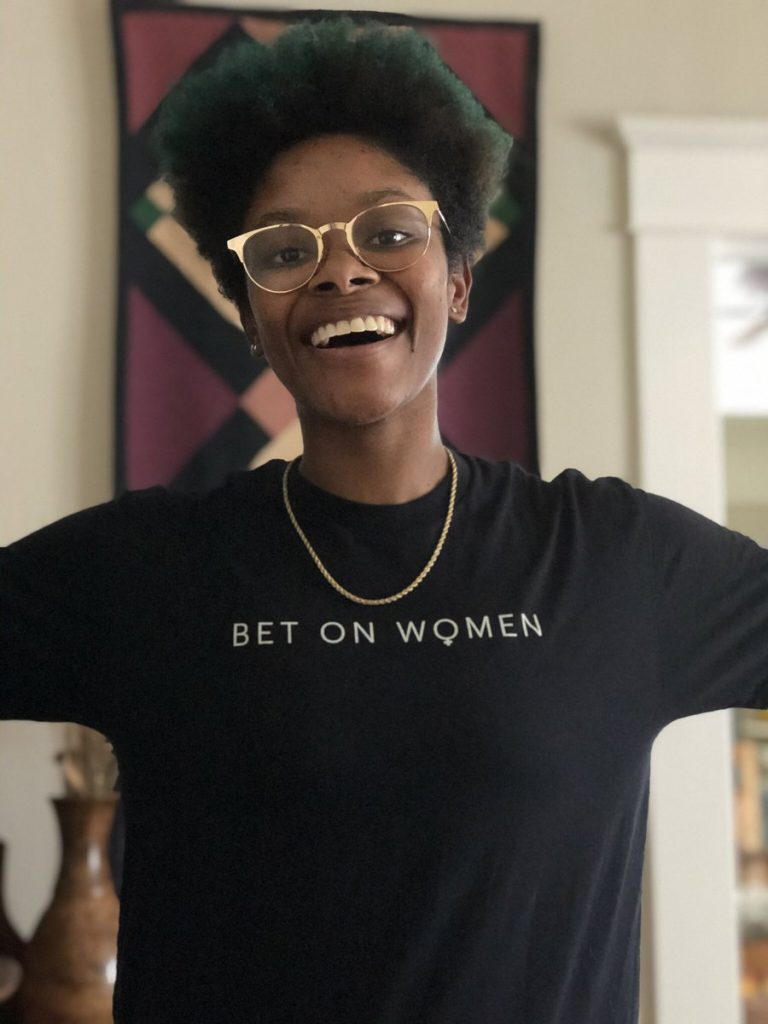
top-left (0, 841), bottom-right (25, 1024)
top-left (18, 797), bottom-right (119, 1024)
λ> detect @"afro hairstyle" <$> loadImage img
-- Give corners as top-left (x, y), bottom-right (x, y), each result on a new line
top-left (152, 14), bottom-right (514, 309)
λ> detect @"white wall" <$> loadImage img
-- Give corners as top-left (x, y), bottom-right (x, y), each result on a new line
top-left (1, 1), bottom-right (767, 1018)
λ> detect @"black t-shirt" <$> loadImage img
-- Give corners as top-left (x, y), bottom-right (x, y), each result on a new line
top-left (2, 451), bottom-right (767, 1023)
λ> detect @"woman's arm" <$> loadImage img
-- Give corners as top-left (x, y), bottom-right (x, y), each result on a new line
top-left (643, 488), bottom-right (768, 724)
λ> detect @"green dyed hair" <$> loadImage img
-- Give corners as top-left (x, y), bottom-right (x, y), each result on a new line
top-left (153, 15), bottom-right (513, 309)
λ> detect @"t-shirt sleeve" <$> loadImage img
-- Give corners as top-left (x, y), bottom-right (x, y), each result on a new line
top-left (643, 488), bottom-right (768, 724)
top-left (1, 488), bottom-right (181, 733)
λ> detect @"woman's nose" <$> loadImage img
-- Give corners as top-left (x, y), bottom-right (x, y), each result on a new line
top-left (308, 230), bottom-right (380, 293)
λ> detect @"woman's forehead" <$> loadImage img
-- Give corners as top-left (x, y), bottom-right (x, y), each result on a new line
top-left (242, 134), bottom-right (434, 226)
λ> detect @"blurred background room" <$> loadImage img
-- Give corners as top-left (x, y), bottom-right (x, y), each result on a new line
top-left (1, 1), bottom-right (766, 1021)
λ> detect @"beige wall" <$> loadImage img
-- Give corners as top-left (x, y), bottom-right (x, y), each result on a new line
top-left (1, 0), bottom-right (120, 946)
top-left (1, 0), bottom-right (766, 1017)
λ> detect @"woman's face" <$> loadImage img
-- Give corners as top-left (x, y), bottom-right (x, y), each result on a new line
top-left (237, 134), bottom-right (471, 429)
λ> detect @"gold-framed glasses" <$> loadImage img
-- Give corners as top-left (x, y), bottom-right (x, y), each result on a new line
top-left (226, 200), bottom-right (450, 294)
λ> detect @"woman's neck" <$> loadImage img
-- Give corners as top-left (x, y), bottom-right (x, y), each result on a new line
top-left (295, 417), bottom-right (449, 506)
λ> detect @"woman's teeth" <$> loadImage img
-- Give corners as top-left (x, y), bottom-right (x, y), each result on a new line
top-left (309, 315), bottom-right (398, 348)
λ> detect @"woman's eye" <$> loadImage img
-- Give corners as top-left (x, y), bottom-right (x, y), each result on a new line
top-left (368, 230), bottom-right (411, 247)
top-left (272, 247), bottom-right (309, 265)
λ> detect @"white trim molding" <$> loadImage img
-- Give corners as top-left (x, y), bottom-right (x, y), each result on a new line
top-left (618, 115), bottom-right (768, 1024)
top-left (620, 115), bottom-right (768, 235)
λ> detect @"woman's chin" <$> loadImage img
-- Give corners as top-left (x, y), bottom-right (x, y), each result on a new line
top-left (298, 389), bottom-right (412, 430)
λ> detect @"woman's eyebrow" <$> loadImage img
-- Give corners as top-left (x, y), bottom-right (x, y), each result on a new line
top-left (252, 189), bottom-right (415, 228)
top-left (253, 208), bottom-right (304, 227)
top-left (357, 187), bottom-right (414, 204)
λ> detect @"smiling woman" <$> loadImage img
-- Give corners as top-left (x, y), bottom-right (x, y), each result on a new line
top-left (152, 16), bottom-right (511, 505)
top-left (2, 12), bottom-right (768, 1024)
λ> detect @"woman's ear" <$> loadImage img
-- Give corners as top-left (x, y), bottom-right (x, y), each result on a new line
top-left (447, 259), bottom-right (473, 323)
top-left (237, 299), bottom-right (264, 359)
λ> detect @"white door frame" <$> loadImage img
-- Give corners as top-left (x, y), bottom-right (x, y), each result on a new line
top-left (618, 115), bottom-right (768, 1024)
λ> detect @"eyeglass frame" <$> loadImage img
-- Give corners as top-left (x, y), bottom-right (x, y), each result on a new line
top-left (226, 200), bottom-right (451, 294)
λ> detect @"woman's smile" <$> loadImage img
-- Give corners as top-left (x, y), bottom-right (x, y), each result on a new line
top-left (306, 315), bottom-right (401, 348)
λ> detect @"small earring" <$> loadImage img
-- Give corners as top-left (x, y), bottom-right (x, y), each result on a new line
top-left (450, 305), bottom-right (458, 313)
top-left (249, 341), bottom-right (262, 359)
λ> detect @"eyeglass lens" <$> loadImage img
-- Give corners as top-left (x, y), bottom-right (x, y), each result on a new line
top-left (241, 204), bottom-right (431, 291)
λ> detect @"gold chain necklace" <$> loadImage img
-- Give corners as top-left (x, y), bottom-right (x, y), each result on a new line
top-left (282, 448), bottom-right (458, 606)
